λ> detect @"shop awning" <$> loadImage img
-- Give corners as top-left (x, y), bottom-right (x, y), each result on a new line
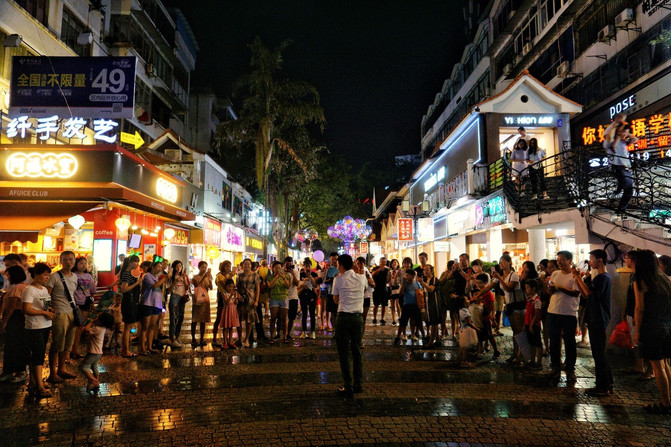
top-left (0, 201), bottom-right (99, 232)
top-left (0, 182), bottom-right (195, 222)
top-left (0, 231), bottom-right (39, 243)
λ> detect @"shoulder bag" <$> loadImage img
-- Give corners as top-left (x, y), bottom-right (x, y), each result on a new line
top-left (58, 271), bottom-right (86, 326)
top-left (194, 286), bottom-right (209, 304)
top-left (505, 272), bottom-right (526, 314)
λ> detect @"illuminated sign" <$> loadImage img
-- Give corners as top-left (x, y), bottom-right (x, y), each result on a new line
top-left (417, 217), bottom-right (434, 242)
top-left (360, 242), bottom-right (368, 254)
top-left (203, 218), bottom-right (222, 246)
top-left (397, 218), bottom-right (413, 241)
top-left (222, 224), bottom-right (244, 251)
top-left (610, 95), bottom-right (636, 119)
top-left (5, 115), bottom-right (119, 143)
top-left (423, 165), bottom-right (446, 192)
top-left (589, 148), bottom-right (671, 168)
top-left (245, 236), bottom-right (263, 251)
top-left (165, 225), bottom-right (189, 246)
top-left (581, 112), bottom-right (671, 147)
top-left (6, 152), bottom-right (78, 178)
top-left (503, 115), bottom-right (555, 126)
top-left (156, 178), bottom-right (178, 203)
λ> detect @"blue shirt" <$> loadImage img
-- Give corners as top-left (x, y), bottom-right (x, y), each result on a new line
top-left (403, 281), bottom-right (422, 305)
top-left (325, 267), bottom-right (339, 294)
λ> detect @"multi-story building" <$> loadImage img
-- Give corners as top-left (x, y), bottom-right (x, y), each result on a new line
top-left (0, 0), bottom-right (272, 283)
top-left (383, 0), bottom-right (670, 286)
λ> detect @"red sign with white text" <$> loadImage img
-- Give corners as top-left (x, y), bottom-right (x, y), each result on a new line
top-left (203, 217), bottom-right (222, 246)
top-left (360, 242), bottom-right (368, 254)
top-left (398, 218), bottom-right (413, 241)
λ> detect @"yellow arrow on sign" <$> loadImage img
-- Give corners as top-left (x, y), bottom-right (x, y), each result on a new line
top-left (120, 131), bottom-right (145, 150)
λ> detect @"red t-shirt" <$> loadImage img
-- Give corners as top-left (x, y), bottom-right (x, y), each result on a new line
top-left (481, 290), bottom-right (495, 320)
top-left (525, 294), bottom-right (542, 326)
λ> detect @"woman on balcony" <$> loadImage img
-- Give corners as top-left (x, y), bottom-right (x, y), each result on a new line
top-left (510, 139), bottom-right (528, 183)
top-left (527, 138), bottom-right (548, 199)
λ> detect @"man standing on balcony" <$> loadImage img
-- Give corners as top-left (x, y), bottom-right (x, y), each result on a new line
top-left (604, 123), bottom-right (638, 213)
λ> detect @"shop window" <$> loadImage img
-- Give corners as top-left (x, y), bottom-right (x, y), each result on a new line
top-left (15, 0), bottom-right (48, 27)
top-left (61, 8), bottom-right (91, 57)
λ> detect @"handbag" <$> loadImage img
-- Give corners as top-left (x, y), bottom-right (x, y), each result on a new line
top-left (58, 271), bottom-right (86, 326)
top-left (514, 331), bottom-right (532, 361)
top-left (415, 287), bottom-right (425, 310)
top-left (505, 273), bottom-right (526, 313)
top-left (194, 286), bottom-right (209, 305)
top-left (609, 319), bottom-right (634, 349)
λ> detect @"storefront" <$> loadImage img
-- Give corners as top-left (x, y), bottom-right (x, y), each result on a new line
top-left (0, 144), bottom-right (195, 285)
top-left (221, 223), bottom-right (245, 266)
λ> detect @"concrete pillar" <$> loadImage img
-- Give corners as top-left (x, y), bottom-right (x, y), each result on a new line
top-left (487, 227), bottom-right (503, 263)
top-left (527, 228), bottom-right (546, 265)
top-left (450, 236), bottom-right (466, 259)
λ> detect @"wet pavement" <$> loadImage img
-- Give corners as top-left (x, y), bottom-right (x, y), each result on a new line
top-left (0, 306), bottom-right (669, 446)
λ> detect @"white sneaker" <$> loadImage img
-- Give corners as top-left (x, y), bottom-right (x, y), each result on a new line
top-left (311, 332), bottom-right (316, 339)
top-left (299, 332), bottom-right (306, 339)
top-left (171, 340), bottom-right (183, 348)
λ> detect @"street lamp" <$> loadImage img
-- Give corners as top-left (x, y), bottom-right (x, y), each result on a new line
top-left (402, 199), bottom-right (430, 263)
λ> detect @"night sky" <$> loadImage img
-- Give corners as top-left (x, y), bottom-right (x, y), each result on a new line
top-left (169, 1), bottom-right (468, 164)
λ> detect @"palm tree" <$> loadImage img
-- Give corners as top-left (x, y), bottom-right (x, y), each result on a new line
top-left (222, 36), bottom-right (325, 191)
top-left (220, 36), bottom-right (326, 256)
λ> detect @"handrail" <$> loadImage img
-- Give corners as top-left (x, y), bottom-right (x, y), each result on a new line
top-left (494, 145), bottom-right (671, 231)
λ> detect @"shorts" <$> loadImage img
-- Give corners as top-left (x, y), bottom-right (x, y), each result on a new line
top-left (495, 294), bottom-right (505, 312)
top-left (525, 325), bottom-right (543, 348)
top-left (121, 295), bottom-right (139, 324)
top-left (139, 305), bottom-right (162, 318)
top-left (373, 291), bottom-right (389, 307)
top-left (363, 297), bottom-right (371, 309)
top-left (27, 327), bottom-right (50, 365)
top-left (50, 312), bottom-right (76, 353)
top-left (270, 298), bottom-right (288, 309)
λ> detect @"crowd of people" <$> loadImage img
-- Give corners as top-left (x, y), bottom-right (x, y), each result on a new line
top-left (1, 248), bottom-right (670, 409)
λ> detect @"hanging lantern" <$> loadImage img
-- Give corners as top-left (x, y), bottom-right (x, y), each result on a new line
top-left (115, 215), bottom-right (131, 231)
top-left (163, 228), bottom-right (176, 240)
top-left (67, 215), bottom-right (85, 230)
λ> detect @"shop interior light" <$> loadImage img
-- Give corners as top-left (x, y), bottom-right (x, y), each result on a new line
top-left (115, 215), bottom-right (131, 231)
top-left (132, 225), bottom-right (138, 230)
top-left (150, 232), bottom-right (158, 237)
top-left (163, 228), bottom-right (175, 240)
top-left (141, 229), bottom-right (149, 235)
top-left (155, 225), bottom-right (161, 231)
top-left (68, 215), bottom-right (86, 230)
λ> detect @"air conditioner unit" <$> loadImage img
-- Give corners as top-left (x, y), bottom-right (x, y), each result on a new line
top-left (556, 61), bottom-right (570, 78)
top-left (145, 63), bottom-right (155, 76)
top-left (503, 63), bottom-right (513, 76)
top-left (614, 8), bottom-right (634, 27)
top-left (508, 10), bottom-right (516, 21)
top-left (598, 25), bottom-right (615, 42)
top-left (76, 32), bottom-right (93, 45)
top-left (514, 54), bottom-right (523, 65)
top-left (522, 42), bottom-right (533, 56)
top-left (164, 149), bottom-right (181, 161)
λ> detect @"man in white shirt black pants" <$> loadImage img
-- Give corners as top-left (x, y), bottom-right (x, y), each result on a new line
top-left (332, 254), bottom-right (367, 396)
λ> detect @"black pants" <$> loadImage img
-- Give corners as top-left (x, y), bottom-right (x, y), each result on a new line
top-left (399, 304), bottom-right (422, 329)
top-left (212, 292), bottom-right (224, 339)
top-left (3, 310), bottom-right (27, 373)
top-left (300, 297), bottom-right (317, 332)
top-left (528, 167), bottom-right (546, 196)
top-left (255, 301), bottom-right (266, 339)
top-left (589, 323), bottom-right (613, 390)
top-left (612, 165), bottom-right (633, 212)
top-left (548, 313), bottom-right (577, 372)
top-left (335, 312), bottom-right (363, 389)
top-left (287, 299), bottom-right (299, 334)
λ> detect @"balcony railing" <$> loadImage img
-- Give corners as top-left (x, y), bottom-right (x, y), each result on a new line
top-left (493, 146), bottom-right (671, 230)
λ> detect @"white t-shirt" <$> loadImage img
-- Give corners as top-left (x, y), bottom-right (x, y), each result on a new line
top-left (286, 268), bottom-right (299, 301)
top-left (362, 267), bottom-right (373, 298)
top-left (87, 325), bottom-right (107, 355)
top-left (46, 271), bottom-right (78, 314)
top-left (494, 272), bottom-right (520, 304)
top-left (548, 270), bottom-right (580, 317)
top-left (22, 285), bottom-right (53, 330)
top-left (332, 269), bottom-right (366, 313)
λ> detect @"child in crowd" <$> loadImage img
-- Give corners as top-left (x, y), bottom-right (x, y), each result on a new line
top-left (473, 274), bottom-right (501, 359)
top-left (220, 279), bottom-right (240, 350)
top-left (458, 296), bottom-right (479, 368)
top-left (108, 294), bottom-right (123, 351)
top-left (80, 312), bottom-right (115, 392)
top-left (524, 279), bottom-right (543, 370)
top-left (468, 295), bottom-right (484, 356)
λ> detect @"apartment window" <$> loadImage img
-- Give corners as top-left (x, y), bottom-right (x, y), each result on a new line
top-left (61, 8), bottom-right (91, 56)
top-left (135, 77), bottom-right (152, 112)
top-left (15, 0), bottom-right (48, 26)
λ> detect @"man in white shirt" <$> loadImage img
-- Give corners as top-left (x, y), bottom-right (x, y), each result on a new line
top-left (332, 254), bottom-right (367, 396)
top-left (547, 250), bottom-right (581, 382)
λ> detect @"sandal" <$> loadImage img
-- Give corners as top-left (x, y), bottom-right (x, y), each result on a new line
top-left (36, 389), bottom-right (52, 399)
top-left (644, 403), bottom-right (670, 414)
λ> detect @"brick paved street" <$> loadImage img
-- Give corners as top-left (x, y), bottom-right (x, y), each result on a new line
top-left (1, 306), bottom-right (670, 447)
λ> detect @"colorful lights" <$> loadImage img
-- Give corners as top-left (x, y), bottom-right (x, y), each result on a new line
top-left (327, 216), bottom-right (372, 243)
